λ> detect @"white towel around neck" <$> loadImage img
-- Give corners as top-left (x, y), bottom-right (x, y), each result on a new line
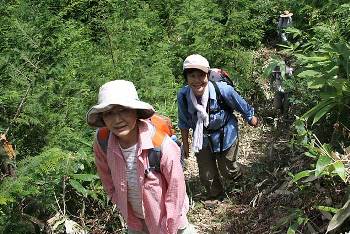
top-left (190, 84), bottom-right (209, 153)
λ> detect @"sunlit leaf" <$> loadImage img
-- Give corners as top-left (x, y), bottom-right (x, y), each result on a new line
top-left (71, 174), bottom-right (99, 182)
top-left (317, 206), bottom-right (339, 214)
top-left (307, 78), bottom-right (326, 89)
top-left (298, 70), bottom-right (322, 79)
top-left (287, 225), bottom-right (296, 234)
top-left (327, 196), bottom-right (350, 233)
top-left (332, 161), bottom-right (347, 182)
top-left (69, 179), bottom-right (88, 197)
top-left (292, 170), bottom-right (313, 182)
top-left (315, 155), bottom-right (333, 176)
top-left (303, 56), bottom-right (328, 62)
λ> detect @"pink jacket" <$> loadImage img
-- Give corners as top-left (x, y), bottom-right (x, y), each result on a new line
top-left (93, 120), bottom-right (189, 234)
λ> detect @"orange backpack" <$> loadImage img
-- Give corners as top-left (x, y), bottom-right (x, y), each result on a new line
top-left (96, 113), bottom-right (182, 173)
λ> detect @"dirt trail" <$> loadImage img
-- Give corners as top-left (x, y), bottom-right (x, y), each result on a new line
top-left (184, 114), bottom-right (295, 234)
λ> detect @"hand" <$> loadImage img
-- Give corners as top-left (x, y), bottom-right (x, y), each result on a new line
top-left (250, 116), bottom-right (259, 127)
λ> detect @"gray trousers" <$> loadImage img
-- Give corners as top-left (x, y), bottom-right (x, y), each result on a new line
top-left (195, 140), bottom-right (239, 198)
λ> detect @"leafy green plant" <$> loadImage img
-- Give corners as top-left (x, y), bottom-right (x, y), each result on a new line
top-left (292, 117), bottom-right (348, 183)
top-left (0, 147), bottom-right (107, 233)
top-left (326, 195), bottom-right (350, 233)
top-left (296, 42), bottom-right (350, 125)
top-left (273, 208), bottom-right (310, 234)
top-left (291, 116), bottom-right (350, 232)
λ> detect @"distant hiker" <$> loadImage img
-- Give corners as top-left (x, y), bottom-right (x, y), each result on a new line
top-left (177, 54), bottom-right (258, 201)
top-left (0, 134), bottom-right (16, 177)
top-left (277, 10), bottom-right (293, 43)
top-left (87, 80), bottom-right (196, 234)
top-left (271, 64), bottom-right (293, 115)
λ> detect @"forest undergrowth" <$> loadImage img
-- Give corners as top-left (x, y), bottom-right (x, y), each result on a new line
top-left (1, 1), bottom-right (349, 233)
top-left (184, 102), bottom-right (293, 233)
top-left (185, 104), bottom-right (345, 234)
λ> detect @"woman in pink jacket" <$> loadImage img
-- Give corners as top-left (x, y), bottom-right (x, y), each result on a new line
top-left (86, 80), bottom-right (196, 234)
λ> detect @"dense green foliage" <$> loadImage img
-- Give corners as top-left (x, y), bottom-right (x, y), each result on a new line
top-left (1, 0), bottom-right (349, 233)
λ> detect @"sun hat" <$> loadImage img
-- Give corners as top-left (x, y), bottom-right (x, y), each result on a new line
top-left (280, 10), bottom-right (293, 18)
top-left (183, 54), bottom-right (210, 74)
top-left (86, 80), bottom-right (155, 127)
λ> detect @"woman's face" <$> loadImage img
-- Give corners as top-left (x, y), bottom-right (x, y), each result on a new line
top-left (187, 69), bottom-right (208, 97)
top-left (102, 105), bottom-right (138, 141)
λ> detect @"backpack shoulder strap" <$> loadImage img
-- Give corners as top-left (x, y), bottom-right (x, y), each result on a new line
top-left (210, 80), bottom-right (231, 111)
top-left (147, 125), bottom-right (166, 173)
top-left (96, 127), bottom-right (110, 154)
top-left (208, 81), bottom-right (233, 153)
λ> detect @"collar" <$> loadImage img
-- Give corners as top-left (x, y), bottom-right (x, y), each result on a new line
top-left (137, 119), bottom-right (155, 152)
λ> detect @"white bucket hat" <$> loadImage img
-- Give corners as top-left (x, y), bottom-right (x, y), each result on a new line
top-left (280, 10), bottom-right (293, 18)
top-left (86, 80), bottom-right (155, 127)
top-left (183, 54), bottom-right (210, 73)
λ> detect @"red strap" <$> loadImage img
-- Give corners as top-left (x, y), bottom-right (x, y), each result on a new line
top-left (98, 127), bottom-right (109, 141)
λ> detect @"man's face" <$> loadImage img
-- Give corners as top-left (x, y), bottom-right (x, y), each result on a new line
top-left (187, 69), bottom-right (208, 97)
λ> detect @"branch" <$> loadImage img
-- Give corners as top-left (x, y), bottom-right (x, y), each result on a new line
top-left (22, 213), bottom-right (45, 230)
top-left (5, 83), bottom-right (31, 135)
top-left (63, 176), bottom-right (67, 216)
top-left (53, 191), bottom-right (63, 215)
top-left (104, 25), bottom-right (116, 68)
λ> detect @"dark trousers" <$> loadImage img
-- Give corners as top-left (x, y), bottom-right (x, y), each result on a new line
top-left (274, 91), bottom-right (289, 114)
top-left (195, 140), bottom-right (239, 198)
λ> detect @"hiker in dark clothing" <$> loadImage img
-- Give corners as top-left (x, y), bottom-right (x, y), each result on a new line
top-left (177, 54), bottom-right (258, 200)
top-left (277, 10), bottom-right (293, 43)
top-left (271, 64), bottom-right (293, 115)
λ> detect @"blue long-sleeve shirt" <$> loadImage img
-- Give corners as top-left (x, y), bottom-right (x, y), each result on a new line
top-left (177, 81), bottom-right (255, 152)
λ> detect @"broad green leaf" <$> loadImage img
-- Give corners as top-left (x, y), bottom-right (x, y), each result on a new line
top-left (88, 190), bottom-right (99, 200)
top-left (303, 99), bottom-right (333, 121)
top-left (292, 170), bottom-right (313, 182)
top-left (312, 101), bottom-right (336, 124)
top-left (315, 155), bottom-right (333, 176)
top-left (287, 216), bottom-right (307, 234)
top-left (263, 61), bottom-right (279, 78)
top-left (332, 161), bottom-right (347, 182)
top-left (327, 196), bottom-right (350, 233)
top-left (317, 206), bottom-right (339, 214)
top-left (297, 216), bottom-right (308, 225)
top-left (69, 179), bottom-right (88, 197)
top-left (307, 79), bottom-right (326, 89)
top-left (71, 173), bottom-right (99, 182)
top-left (287, 225), bottom-right (296, 234)
top-left (303, 56), bottom-right (329, 62)
top-left (305, 152), bottom-right (317, 158)
top-left (325, 65), bottom-right (339, 77)
top-left (298, 70), bottom-right (322, 79)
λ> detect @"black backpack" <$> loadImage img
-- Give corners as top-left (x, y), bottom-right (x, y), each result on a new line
top-left (207, 68), bottom-right (235, 110)
top-left (208, 68), bottom-right (234, 87)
